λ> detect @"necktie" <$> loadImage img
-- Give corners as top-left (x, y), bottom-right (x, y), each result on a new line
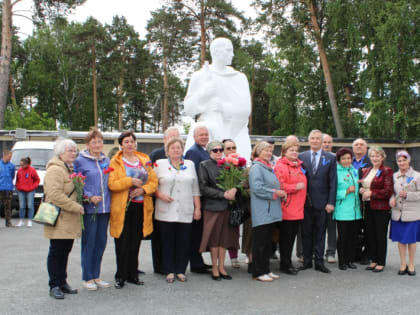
top-left (311, 152), bottom-right (317, 174)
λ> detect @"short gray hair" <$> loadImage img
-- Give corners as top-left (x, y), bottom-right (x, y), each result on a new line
top-left (54, 138), bottom-right (77, 156)
top-left (352, 138), bottom-right (367, 148)
top-left (163, 126), bottom-right (180, 138)
top-left (193, 124), bottom-right (208, 136)
top-left (308, 129), bottom-right (322, 138)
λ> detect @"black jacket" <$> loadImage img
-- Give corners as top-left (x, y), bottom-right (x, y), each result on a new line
top-left (198, 159), bottom-right (228, 211)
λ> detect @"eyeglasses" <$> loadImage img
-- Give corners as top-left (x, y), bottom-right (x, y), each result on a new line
top-left (225, 146), bottom-right (236, 151)
top-left (211, 148), bottom-right (223, 153)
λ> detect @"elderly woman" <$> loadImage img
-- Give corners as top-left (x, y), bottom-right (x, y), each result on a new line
top-left (108, 131), bottom-right (158, 289)
top-left (360, 146), bottom-right (393, 272)
top-left (16, 157), bottom-right (40, 227)
top-left (249, 141), bottom-right (285, 282)
top-left (334, 148), bottom-right (362, 271)
top-left (44, 139), bottom-right (84, 299)
top-left (154, 137), bottom-right (201, 283)
top-left (74, 128), bottom-right (111, 290)
top-left (198, 140), bottom-right (239, 281)
top-left (274, 141), bottom-right (306, 275)
top-left (223, 138), bottom-right (241, 269)
top-left (390, 151), bottom-right (420, 276)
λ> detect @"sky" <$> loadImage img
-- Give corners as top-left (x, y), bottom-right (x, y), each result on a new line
top-left (13, 0), bottom-right (257, 39)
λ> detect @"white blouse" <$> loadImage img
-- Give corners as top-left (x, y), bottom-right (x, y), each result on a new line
top-left (154, 159), bottom-right (200, 223)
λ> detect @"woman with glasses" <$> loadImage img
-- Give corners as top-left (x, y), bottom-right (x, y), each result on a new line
top-left (199, 141), bottom-right (239, 281)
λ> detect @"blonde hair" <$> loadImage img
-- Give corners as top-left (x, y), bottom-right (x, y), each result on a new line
top-left (252, 141), bottom-right (271, 160)
top-left (164, 137), bottom-right (184, 156)
top-left (281, 141), bottom-right (300, 156)
top-left (368, 146), bottom-right (386, 159)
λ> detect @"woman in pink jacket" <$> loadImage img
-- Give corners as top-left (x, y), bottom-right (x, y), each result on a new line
top-left (274, 141), bottom-right (307, 275)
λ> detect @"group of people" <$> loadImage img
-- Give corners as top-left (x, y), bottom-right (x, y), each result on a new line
top-left (0, 150), bottom-right (40, 228)
top-left (3, 125), bottom-right (418, 299)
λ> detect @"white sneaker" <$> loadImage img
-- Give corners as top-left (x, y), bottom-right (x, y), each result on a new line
top-left (256, 274), bottom-right (273, 282)
top-left (83, 281), bottom-right (98, 291)
top-left (94, 279), bottom-right (111, 288)
top-left (27, 220), bottom-right (32, 227)
top-left (327, 256), bottom-right (336, 263)
top-left (231, 258), bottom-right (240, 268)
top-left (268, 272), bottom-right (279, 279)
top-left (16, 220), bottom-right (24, 227)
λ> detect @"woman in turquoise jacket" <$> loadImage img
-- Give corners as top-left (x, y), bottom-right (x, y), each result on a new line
top-left (334, 148), bottom-right (362, 271)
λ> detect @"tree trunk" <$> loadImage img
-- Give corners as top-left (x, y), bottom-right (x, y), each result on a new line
top-left (0, 0), bottom-right (12, 129)
top-left (9, 73), bottom-right (16, 105)
top-left (92, 44), bottom-right (98, 128)
top-left (162, 54), bottom-right (169, 131)
top-left (199, 3), bottom-right (206, 66)
top-left (117, 75), bottom-right (124, 131)
top-left (308, 0), bottom-right (344, 137)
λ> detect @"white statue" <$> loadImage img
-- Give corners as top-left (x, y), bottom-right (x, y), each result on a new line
top-left (184, 37), bottom-right (252, 161)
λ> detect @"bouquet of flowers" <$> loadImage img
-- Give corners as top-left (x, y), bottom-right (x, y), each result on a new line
top-left (216, 153), bottom-right (247, 196)
top-left (125, 161), bottom-right (153, 211)
top-left (70, 172), bottom-right (86, 229)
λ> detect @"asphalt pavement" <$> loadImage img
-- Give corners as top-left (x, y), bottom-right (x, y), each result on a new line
top-left (1, 219), bottom-right (419, 315)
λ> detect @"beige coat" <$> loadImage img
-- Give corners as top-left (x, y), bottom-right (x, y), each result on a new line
top-left (43, 156), bottom-right (83, 239)
top-left (391, 167), bottom-right (420, 222)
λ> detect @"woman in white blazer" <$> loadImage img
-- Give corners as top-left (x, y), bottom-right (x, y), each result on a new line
top-left (154, 137), bottom-right (201, 283)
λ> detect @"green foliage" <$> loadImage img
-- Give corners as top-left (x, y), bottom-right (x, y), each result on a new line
top-left (5, 102), bottom-right (55, 130)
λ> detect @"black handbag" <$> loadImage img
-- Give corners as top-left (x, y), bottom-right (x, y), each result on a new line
top-left (229, 191), bottom-right (250, 227)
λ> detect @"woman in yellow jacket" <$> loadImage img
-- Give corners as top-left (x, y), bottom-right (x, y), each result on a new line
top-left (108, 131), bottom-right (158, 289)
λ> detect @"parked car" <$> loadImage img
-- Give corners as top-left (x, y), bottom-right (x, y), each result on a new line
top-left (0, 141), bottom-right (55, 217)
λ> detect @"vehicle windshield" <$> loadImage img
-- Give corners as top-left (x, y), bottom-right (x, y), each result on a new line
top-left (11, 149), bottom-right (54, 170)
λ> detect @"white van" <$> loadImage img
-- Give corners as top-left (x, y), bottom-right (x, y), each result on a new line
top-left (10, 141), bottom-right (55, 211)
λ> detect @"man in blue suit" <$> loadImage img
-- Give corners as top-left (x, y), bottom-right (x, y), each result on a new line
top-left (299, 130), bottom-right (337, 273)
top-left (185, 125), bottom-right (212, 273)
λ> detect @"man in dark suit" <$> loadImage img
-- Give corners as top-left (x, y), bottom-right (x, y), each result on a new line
top-left (149, 127), bottom-right (180, 274)
top-left (299, 130), bottom-right (337, 273)
top-left (185, 124), bottom-right (211, 273)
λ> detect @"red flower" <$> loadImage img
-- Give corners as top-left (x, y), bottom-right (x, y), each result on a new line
top-left (153, 162), bottom-right (158, 168)
top-left (146, 161), bottom-right (152, 168)
top-left (217, 158), bottom-right (226, 167)
top-left (103, 167), bottom-right (114, 175)
top-left (238, 157), bottom-right (247, 167)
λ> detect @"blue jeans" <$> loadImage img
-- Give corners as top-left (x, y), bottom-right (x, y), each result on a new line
top-left (18, 190), bottom-right (35, 219)
top-left (81, 213), bottom-right (110, 281)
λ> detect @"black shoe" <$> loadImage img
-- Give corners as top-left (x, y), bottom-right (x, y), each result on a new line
top-left (191, 268), bottom-right (211, 274)
top-left (398, 266), bottom-right (408, 275)
top-left (137, 270), bottom-right (146, 275)
top-left (49, 286), bottom-right (65, 299)
top-left (211, 273), bottom-right (221, 281)
top-left (220, 273), bottom-right (232, 280)
top-left (365, 264), bottom-right (377, 271)
top-left (298, 263), bottom-right (313, 271)
top-left (60, 283), bottom-right (78, 294)
top-left (280, 266), bottom-right (298, 275)
top-left (347, 263), bottom-right (357, 269)
top-left (127, 278), bottom-right (144, 285)
top-left (114, 278), bottom-right (125, 289)
top-left (372, 266), bottom-right (384, 273)
top-left (5, 220), bottom-right (14, 227)
top-left (339, 264), bottom-right (347, 271)
top-left (315, 264), bottom-right (331, 273)
top-left (408, 269), bottom-right (416, 276)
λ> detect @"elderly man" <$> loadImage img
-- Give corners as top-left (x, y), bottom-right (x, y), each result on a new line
top-left (299, 130), bottom-right (337, 273)
top-left (321, 133), bottom-right (337, 263)
top-left (184, 37), bottom-right (251, 161)
top-left (185, 125), bottom-right (212, 273)
top-left (149, 127), bottom-right (180, 275)
top-left (0, 150), bottom-right (15, 227)
top-left (352, 138), bottom-right (372, 265)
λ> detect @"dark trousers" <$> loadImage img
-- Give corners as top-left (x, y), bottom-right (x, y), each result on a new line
top-left (47, 239), bottom-right (74, 288)
top-left (326, 213), bottom-right (337, 257)
top-left (0, 190), bottom-right (12, 221)
top-left (337, 220), bottom-right (359, 265)
top-left (365, 204), bottom-right (390, 266)
top-left (252, 223), bottom-right (274, 277)
top-left (114, 202), bottom-right (143, 281)
top-left (189, 218), bottom-right (206, 270)
top-left (151, 217), bottom-right (163, 273)
top-left (158, 220), bottom-right (192, 274)
top-left (303, 206), bottom-right (328, 265)
top-left (296, 221), bottom-right (303, 258)
top-left (279, 220), bottom-right (300, 268)
top-left (81, 213), bottom-right (109, 281)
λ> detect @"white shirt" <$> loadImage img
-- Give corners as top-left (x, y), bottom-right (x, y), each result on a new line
top-left (310, 149), bottom-right (322, 170)
top-left (154, 159), bottom-right (200, 223)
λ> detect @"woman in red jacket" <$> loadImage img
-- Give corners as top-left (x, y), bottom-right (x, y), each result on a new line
top-left (359, 146), bottom-right (393, 272)
top-left (16, 157), bottom-right (40, 227)
top-left (274, 141), bottom-right (307, 275)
